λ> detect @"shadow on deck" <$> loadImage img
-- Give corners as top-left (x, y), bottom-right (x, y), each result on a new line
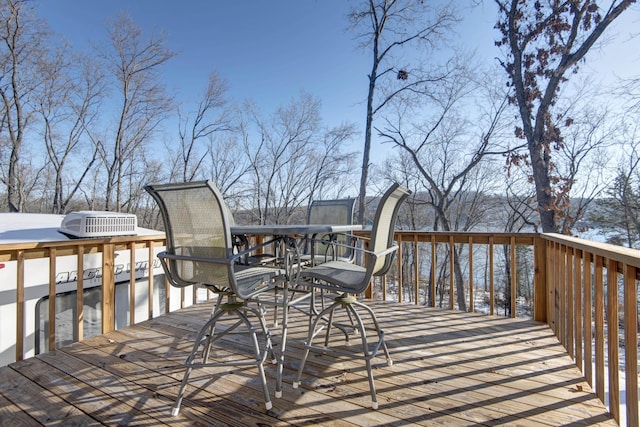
top-left (0, 300), bottom-right (616, 426)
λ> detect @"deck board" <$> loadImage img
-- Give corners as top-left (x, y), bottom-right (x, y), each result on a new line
top-left (0, 299), bottom-right (617, 426)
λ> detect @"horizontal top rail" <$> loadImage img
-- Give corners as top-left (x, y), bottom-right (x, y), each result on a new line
top-left (542, 232), bottom-right (640, 269)
top-left (0, 234), bottom-right (166, 261)
top-left (392, 230), bottom-right (538, 245)
top-left (0, 229), bottom-right (635, 424)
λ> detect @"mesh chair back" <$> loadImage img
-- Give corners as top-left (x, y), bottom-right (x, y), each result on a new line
top-left (145, 180), bottom-right (233, 290)
top-left (307, 198), bottom-right (356, 260)
top-left (368, 183), bottom-right (411, 276)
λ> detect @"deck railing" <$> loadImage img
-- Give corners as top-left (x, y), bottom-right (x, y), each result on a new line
top-left (0, 231), bottom-right (637, 425)
top-left (0, 234), bottom-right (168, 366)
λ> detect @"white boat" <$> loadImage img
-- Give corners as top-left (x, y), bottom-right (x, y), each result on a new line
top-left (0, 212), bottom-right (191, 367)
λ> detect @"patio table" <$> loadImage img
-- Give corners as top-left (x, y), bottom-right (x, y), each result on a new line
top-left (230, 223), bottom-right (363, 399)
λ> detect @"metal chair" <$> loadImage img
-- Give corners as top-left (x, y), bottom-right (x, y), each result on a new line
top-left (144, 180), bottom-right (286, 415)
top-left (301, 197), bottom-right (356, 266)
top-left (292, 183), bottom-right (411, 409)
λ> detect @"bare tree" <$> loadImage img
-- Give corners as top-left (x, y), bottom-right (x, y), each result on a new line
top-left (378, 57), bottom-right (509, 311)
top-left (555, 103), bottom-right (613, 233)
top-left (241, 92), bottom-right (357, 224)
top-left (174, 72), bottom-right (231, 182)
top-left (301, 123), bottom-right (358, 208)
top-left (97, 13), bottom-right (175, 212)
top-left (495, 0), bottom-right (636, 232)
top-left (206, 134), bottom-right (250, 208)
top-left (0, 0), bottom-right (50, 211)
top-left (595, 130), bottom-right (640, 248)
top-left (348, 0), bottom-right (459, 226)
top-left (38, 52), bottom-right (104, 213)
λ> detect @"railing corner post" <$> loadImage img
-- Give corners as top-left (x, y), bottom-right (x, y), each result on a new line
top-left (533, 236), bottom-right (547, 323)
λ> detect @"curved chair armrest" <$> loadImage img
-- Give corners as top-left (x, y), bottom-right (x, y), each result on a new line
top-left (158, 249), bottom-right (286, 299)
top-left (308, 238), bottom-right (397, 260)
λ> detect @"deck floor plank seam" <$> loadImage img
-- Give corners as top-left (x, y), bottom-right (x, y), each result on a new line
top-left (0, 300), bottom-right (617, 426)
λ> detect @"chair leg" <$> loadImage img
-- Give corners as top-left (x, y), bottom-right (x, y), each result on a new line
top-left (170, 301), bottom-right (274, 416)
top-left (353, 300), bottom-right (392, 366)
top-left (236, 308), bottom-right (273, 411)
top-left (202, 292), bottom-right (226, 363)
top-left (274, 285), bottom-right (289, 399)
top-left (171, 365), bottom-right (193, 416)
top-left (292, 296), bottom-right (388, 409)
top-left (344, 302), bottom-right (381, 409)
top-left (171, 310), bottom-right (224, 416)
top-left (292, 299), bottom-right (342, 390)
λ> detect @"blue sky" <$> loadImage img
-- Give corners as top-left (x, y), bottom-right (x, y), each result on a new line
top-left (33, 1), bottom-right (639, 161)
top-left (36, 1), bottom-right (373, 129)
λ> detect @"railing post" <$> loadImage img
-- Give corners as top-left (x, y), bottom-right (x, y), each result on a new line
top-left (430, 235), bottom-right (436, 308)
top-left (510, 237), bottom-right (516, 318)
top-left (414, 234), bottom-right (419, 305)
top-left (573, 248), bottom-right (582, 372)
top-left (397, 235), bottom-right (403, 303)
top-left (15, 250), bottom-right (24, 362)
top-left (449, 235), bottom-right (454, 310)
top-left (533, 237), bottom-right (547, 322)
top-left (594, 255), bottom-right (605, 402)
top-left (489, 236), bottom-right (495, 316)
top-left (624, 263), bottom-right (639, 427)
top-left (102, 243), bottom-right (115, 333)
top-left (129, 242), bottom-right (136, 325)
top-left (48, 248), bottom-right (57, 351)
top-left (469, 237), bottom-right (474, 312)
top-left (607, 259), bottom-right (620, 423)
top-left (584, 251), bottom-right (593, 388)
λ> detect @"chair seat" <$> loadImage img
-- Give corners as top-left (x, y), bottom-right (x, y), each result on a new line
top-left (300, 260), bottom-right (366, 292)
top-left (234, 265), bottom-right (286, 298)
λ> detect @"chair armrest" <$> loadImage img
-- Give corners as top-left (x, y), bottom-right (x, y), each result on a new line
top-left (307, 238), bottom-right (399, 270)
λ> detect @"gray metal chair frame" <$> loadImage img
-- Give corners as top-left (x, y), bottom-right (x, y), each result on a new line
top-left (144, 180), bottom-right (286, 415)
top-left (292, 183), bottom-right (411, 409)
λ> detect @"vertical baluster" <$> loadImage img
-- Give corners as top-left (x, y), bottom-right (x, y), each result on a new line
top-left (129, 242), bottom-right (136, 325)
top-left (584, 251), bottom-right (593, 388)
top-left (469, 236), bottom-right (474, 313)
top-left (574, 248), bottom-right (582, 371)
top-left (607, 259), bottom-right (620, 423)
top-left (16, 250), bottom-right (25, 362)
top-left (489, 237), bottom-right (495, 316)
top-left (102, 243), bottom-right (115, 333)
top-left (413, 234), bottom-right (419, 305)
top-left (48, 248), bottom-right (56, 351)
top-left (397, 235), bottom-right (403, 303)
top-left (559, 243), bottom-right (566, 345)
top-left (510, 237), bottom-right (516, 318)
top-left (594, 255), bottom-right (605, 402)
top-left (77, 245), bottom-right (84, 342)
top-left (567, 246), bottom-right (574, 358)
top-left (431, 235), bottom-right (436, 308)
top-left (624, 263), bottom-right (638, 427)
top-left (449, 235), bottom-right (454, 310)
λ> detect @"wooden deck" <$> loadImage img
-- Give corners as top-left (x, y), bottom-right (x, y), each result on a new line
top-left (0, 299), bottom-right (617, 426)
